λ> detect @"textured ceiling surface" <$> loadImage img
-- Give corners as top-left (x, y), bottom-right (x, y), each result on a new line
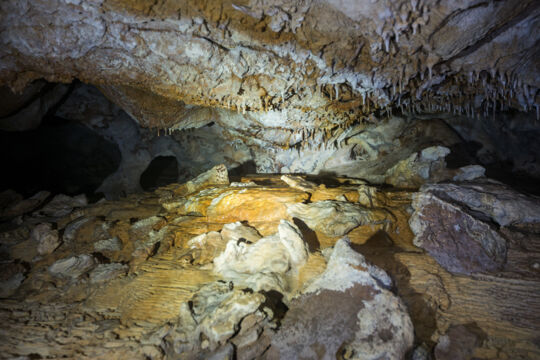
top-left (1, 0), bottom-right (538, 130)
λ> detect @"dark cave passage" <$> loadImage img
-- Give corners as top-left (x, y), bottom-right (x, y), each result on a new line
top-left (0, 116), bottom-right (121, 198)
top-left (140, 155), bottom-right (179, 191)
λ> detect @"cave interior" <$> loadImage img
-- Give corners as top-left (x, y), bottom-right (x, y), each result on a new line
top-left (0, 0), bottom-right (539, 359)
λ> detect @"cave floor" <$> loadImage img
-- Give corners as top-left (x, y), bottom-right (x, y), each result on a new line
top-left (0, 174), bottom-right (539, 359)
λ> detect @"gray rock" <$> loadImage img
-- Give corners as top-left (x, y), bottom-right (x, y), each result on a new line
top-left (385, 146), bottom-right (450, 188)
top-left (31, 223), bottom-right (60, 256)
top-left (420, 181), bottom-right (540, 227)
top-left (37, 194), bottom-right (88, 217)
top-left (452, 165), bottom-right (485, 181)
top-left (420, 146), bottom-right (451, 161)
top-left (94, 236), bottom-right (123, 252)
top-left (63, 216), bottom-right (94, 244)
top-left (0, 272), bottom-right (25, 298)
top-left (48, 254), bottom-right (95, 279)
top-left (287, 200), bottom-right (394, 237)
top-left (269, 238), bottom-right (413, 359)
top-left (434, 324), bottom-right (484, 360)
top-left (89, 263), bottom-right (128, 283)
top-left (410, 183), bottom-right (508, 274)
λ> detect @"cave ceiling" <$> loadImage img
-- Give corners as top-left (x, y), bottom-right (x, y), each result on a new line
top-left (0, 0), bottom-right (538, 131)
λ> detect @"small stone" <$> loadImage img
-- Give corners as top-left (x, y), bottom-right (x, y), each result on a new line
top-left (63, 216), bottom-right (94, 244)
top-left (31, 223), bottom-right (60, 255)
top-left (48, 254), bottom-right (95, 279)
top-left (37, 194), bottom-right (88, 217)
top-left (453, 165), bottom-right (485, 181)
top-left (94, 236), bottom-right (123, 252)
top-left (420, 146), bottom-right (451, 161)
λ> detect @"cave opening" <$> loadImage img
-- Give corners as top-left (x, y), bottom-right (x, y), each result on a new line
top-left (0, 113), bottom-right (121, 200)
top-left (140, 155), bottom-right (179, 191)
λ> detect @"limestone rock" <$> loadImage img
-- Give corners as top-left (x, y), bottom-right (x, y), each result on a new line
top-left (48, 254), bottom-right (96, 279)
top-left (36, 194), bottom-right (88, 218)
top-left (277, 220), bottom-right (309, 268)
top-left (94, 236), bottom-right (123, 252)
top-left (357, 185), bottom-right (381, 208)
top-left (194, 282), bottom-right (266, 346)
top-left (434, 324), bottom-right (484, 360)
top-left (160, 281), bottom-right (269, 357)
top-left (421, 181), bottom-right (540, 227)
top-left (410, 184), bottom-right (508, 274)
top-left (213, 220), bottom-right (308, 292)
top-left (187, 231), bottom-right (227, 265)
top-left (230, 181), bottom-right (257, 187)
top-left (0, 190), bottom-right (50, 218)
top-left (202, 187), bottom-right (309, 224)
top-left (384, 146), bottom-right (450, 188)
top-left (31, 223), bottom-right (60, 256)
top-left (180, 164), bottom-right (229, 195)
top-left (0, 262), bottom-right (26, 298)
top-left (220, 222), bottom-right (261, 244)
top-left (287, 200), bottom-right (394, 237)
top-left (280, 175), bottom-right (318, 192)
top-left (269, 238), bottom-right (413, 359)
top-left (89, 263), bottom-right (128, 283)
top-left (62, 216), bottom-right (94, 244)
top-left (452, 165), bottom-right (486, 181)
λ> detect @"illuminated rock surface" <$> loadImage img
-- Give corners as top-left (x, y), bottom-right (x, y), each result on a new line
top-left (0, 174), bottom-right (539, 359)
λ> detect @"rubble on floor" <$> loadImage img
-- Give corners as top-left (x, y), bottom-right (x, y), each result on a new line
top-left (0, 170), bottom-right (539, 359)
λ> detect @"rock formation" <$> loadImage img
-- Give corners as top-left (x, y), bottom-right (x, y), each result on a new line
top-left (0, 0), bottom-right (539, 359)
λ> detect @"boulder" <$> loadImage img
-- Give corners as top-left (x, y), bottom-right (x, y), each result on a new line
top-left (287, 200), bottom-right (394, 237)
top-left (420, 181), bottom-right (540, 227)
top-left (268, 238), bottom-right (413, 359)
top-left (410, 182), bottom-right (509, 274)
top-left (213, 220), bottom-right (308, 292)
top-left (0, 190), bottom-right (50, 218)
top-left (384, 146), bottom-right (450, 188)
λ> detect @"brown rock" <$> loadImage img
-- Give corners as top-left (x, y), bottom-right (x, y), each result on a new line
top-left (410, 185), bottom-right (507, 275)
